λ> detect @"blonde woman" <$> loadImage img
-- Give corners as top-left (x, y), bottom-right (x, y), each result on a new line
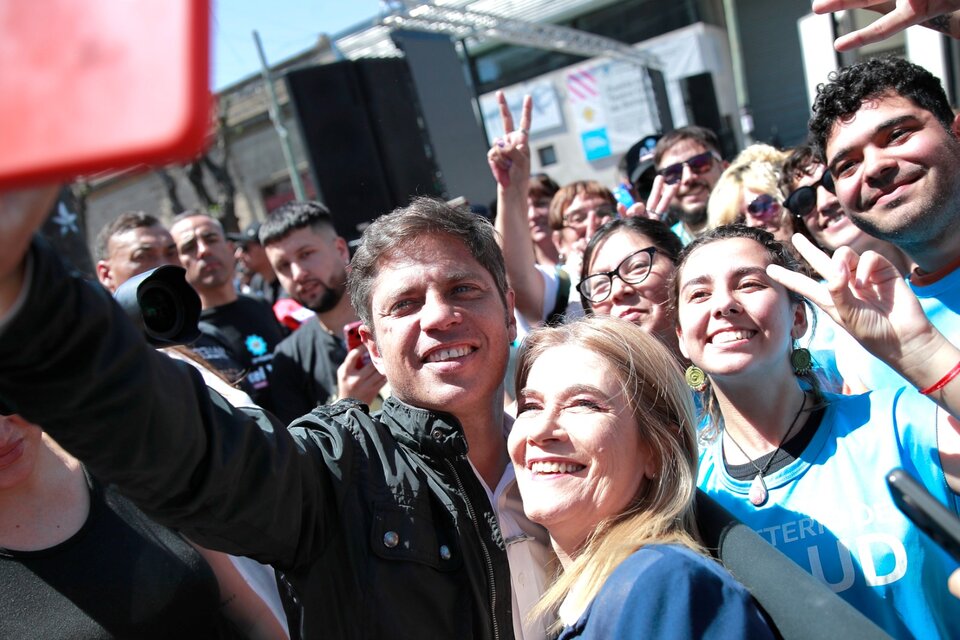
top-left (707, 144), bottom-right (795, 243)
top-left (509, 316), bottom-right (773, 638)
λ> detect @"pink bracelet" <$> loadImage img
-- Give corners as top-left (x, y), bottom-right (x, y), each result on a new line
top-left (919, 361), bottom-right (960, 395)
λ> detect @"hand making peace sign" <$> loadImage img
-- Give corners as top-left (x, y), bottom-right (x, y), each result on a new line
top-left (487, 91), bottom-right (533, 190)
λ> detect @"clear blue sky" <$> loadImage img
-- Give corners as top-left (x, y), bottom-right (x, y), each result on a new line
top-left (212, 0), bottom-right (383, 89)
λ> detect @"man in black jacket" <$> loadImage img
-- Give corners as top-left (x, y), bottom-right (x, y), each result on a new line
top-left (0, 191), bottom-right (550, 640)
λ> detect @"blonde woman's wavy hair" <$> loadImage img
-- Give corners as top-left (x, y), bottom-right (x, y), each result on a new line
top-left (514, 315), bottom-right (703, 629)
top-left (707, 144), bottom-right (790, 230)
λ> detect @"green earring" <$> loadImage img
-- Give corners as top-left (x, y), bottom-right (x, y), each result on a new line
top-left (685, 365), bottom-right (707, 392)
top-left (791, 345), bottom-right (812, 376)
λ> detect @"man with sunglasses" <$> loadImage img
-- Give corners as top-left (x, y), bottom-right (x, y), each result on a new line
top-left (653, 126), bottom-right (727, 245)
top-left (230, 221), bottom-right (286, 307)
top-left (807, 57), bottom-right (960, 392)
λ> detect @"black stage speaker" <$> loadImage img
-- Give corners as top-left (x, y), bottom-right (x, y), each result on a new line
top-left (285, 59), bottom-right (444, 242)
top-left (647, 68), bottom-right (674, 133)
top-left (680, 72), bottom-right (723, 135)
top-left (680, 72), bottom-right (735, 158)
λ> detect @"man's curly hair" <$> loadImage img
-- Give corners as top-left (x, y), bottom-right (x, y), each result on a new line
top-left (809, 57), bottom-right (955, 163)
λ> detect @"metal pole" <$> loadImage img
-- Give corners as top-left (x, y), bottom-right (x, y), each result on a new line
top-left (253, 30), bottom-right (307, 201)
top-left (721, 0), bottom-right (752, 147)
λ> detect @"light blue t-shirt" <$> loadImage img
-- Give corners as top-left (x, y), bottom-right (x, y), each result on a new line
top-left (670, 220), bottom-right (695, 247)
top-left (698, 390), bottom-right (960, 639)
top-left (837, 267), bottom-right (960, 391)
top-left (802, 302), bottom-right (844, 393)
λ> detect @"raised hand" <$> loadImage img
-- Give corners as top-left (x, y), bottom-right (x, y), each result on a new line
top-left (618, 174), bottom-right (680, 221)
top-left (0, 186), bottom-right (60, 317)
top-left (767, 233), bottom-right (937, 372)
top-left (812, 0), bottom-right (960, 51)
top-left (486, 91), bottom-right (532, 190)
top-left (337, 346), bottom-right (387, 406)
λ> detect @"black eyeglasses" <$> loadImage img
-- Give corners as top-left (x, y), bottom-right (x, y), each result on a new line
top-left (563, 205), bottom-right (617, 227)
top-left (745, 194), bottom-right (782, 221)
top-left (784, 170), bottom-right (836, 218)
top-left (577, 247), bottom-right (657, 304)
top-left (657, 151), bottom-right (718, 185)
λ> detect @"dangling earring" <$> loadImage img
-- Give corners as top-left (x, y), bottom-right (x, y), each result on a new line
top-left (791, 342), bottom-right (812, 376)
top-left (685, 365), bottom-right (707, 392)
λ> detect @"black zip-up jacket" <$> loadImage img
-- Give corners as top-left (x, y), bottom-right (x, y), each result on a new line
top-left (0, 240), bottom-right (513, 639)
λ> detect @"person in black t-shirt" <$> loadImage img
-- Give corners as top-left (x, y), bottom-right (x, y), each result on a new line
top-left (170, 212), bottom-right (286, 410)
top-left (261, 201), bottom-right (386, 424)
top-left (0, 412), bottom-right (287, 639)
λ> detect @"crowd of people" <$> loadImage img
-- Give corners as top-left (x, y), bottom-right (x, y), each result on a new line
top-left (4, 1), bottom-right (960, 639)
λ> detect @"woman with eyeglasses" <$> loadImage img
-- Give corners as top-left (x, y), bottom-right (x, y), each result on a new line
top-left (706, 145), bottom-right (799, 244)
top-left (674, 224), bottom-right (960, 638)
top-left (576, 217), bottom-right (685, 360)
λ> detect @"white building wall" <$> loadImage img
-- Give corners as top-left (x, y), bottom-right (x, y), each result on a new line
top-left (479, 23), bottom-right (739, 188)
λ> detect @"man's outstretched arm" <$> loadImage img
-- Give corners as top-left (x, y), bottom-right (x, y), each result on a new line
top-left (0, 193), bottom-right (340, 569)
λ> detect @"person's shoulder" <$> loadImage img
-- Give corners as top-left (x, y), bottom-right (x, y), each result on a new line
top-left (579, 544), bottom-right (770, 638)
top-left (597, 544), bottom-right (758, 612)
top-left (613, 544), bottom-right (726, 584)
top-left (236, 293), bottom-right (276, 315)
top-left (275, 316), bottom-right (327, 350)
top-left (287, 397), bottom-right (379, 438)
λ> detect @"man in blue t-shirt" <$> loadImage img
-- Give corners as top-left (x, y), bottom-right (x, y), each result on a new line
top-left (809, 57), bottom-right (960, 393)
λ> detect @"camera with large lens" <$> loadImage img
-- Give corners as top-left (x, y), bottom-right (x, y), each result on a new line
top-left (113, 265), bottom-right (201, 346)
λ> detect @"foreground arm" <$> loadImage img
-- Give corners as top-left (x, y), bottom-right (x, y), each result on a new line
top-left (0, 186), bottom-right (58, 318)
top-left (0, 238), bottom-right (342, 568)
top-left (190, 543), bottom-right (289, 640)
top-left (812, 0), bottom-right (960, 51)
top-left (769, 234), bottom-right (960, 491)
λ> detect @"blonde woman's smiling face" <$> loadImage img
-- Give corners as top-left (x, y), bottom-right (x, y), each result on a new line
top-left (509, 344), bottom-right (651, 553)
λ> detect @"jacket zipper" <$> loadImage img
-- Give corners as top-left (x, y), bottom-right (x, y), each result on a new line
top-left (445, 458), bottom-right (501, 640)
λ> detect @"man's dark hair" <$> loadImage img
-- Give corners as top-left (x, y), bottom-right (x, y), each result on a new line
top-left (170, 209), bottom-right (215, 227)
top-left (347, 196), bottom-right (508, 331)
top-left (528, 173), bottom-right (560, 203)
top-left (94, 211), bottom-right (161, 261)
top-left (810, 56), bottom-right (956, 162)
top-left (259, 201), bottom-right (336, 246)
top-left (653, 126), bottom-right (722, 168)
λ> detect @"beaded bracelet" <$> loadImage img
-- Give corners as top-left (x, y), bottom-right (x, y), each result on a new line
top-left (919, 361), bottom-right (960, 395)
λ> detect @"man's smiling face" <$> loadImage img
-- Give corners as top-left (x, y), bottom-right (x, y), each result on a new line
top-left (360, 233), bottom-right (515, 420)
top-left (825, 93), bottom-right (960, 254)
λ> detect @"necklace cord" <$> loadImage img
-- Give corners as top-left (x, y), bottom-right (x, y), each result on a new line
top-left (724, 391), bottom-right (808, 476)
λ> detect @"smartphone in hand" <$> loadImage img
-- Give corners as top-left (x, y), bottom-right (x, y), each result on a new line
top-left (1, 1), bottom-right (210, 188)
top-left (343, 320), bottom-right (370, 368)
top-left (887, 468), bottom-right (960, 562)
